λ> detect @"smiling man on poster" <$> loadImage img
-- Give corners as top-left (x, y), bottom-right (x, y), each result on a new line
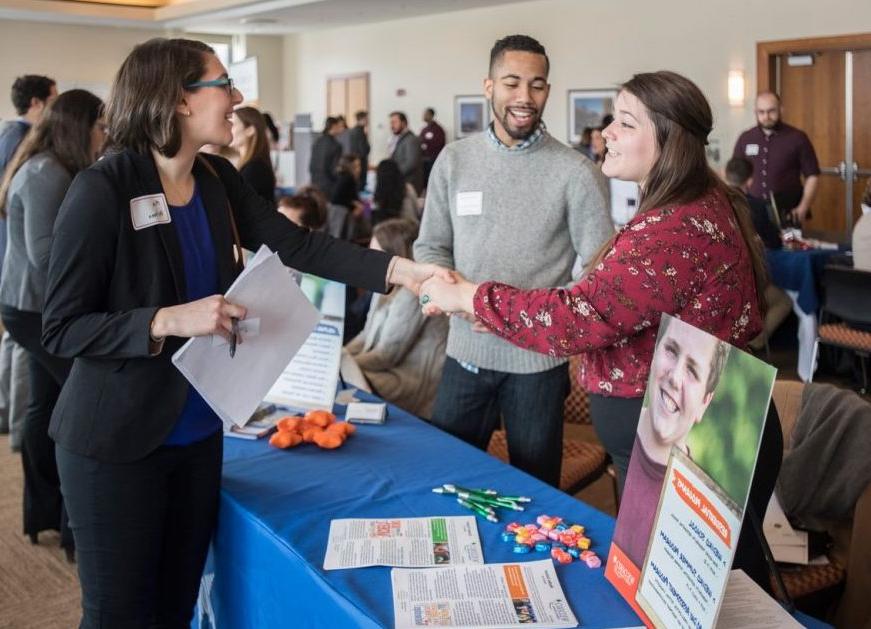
top-left (612, 317), bottom-right (730, 567)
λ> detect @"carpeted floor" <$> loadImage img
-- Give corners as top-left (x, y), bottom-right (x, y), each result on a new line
top-left (0, 435), bottom-right (80, 628)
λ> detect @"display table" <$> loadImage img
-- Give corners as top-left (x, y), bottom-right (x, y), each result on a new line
top-left (196, 392), bottom-right (829, 628)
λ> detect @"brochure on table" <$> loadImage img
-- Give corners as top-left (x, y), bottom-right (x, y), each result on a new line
top-left (392, 559), bottom-right (578, 629)
top-left (265, 274), bottom-right (346, 412)
top-left (604, 314), bottom-right (776, 629)
top-left (323, 516), bottom-right (483, 570)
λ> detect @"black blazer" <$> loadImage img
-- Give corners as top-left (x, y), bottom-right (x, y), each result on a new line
top-left (43, 150), bottom-right (391, 463)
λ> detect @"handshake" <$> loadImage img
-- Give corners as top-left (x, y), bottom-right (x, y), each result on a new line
top-left (389, 258), bottom-right (479, 319)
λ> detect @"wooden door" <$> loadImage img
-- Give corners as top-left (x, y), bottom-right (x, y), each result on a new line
top-left (779, 51), bottom-right (845, 234)
top-left (326, 73), bottom-right (369, 123)
top-left (758, 33), bottom-right (871, 239)
top-left (327, 78), bottom-right (347, 119)
top-left (853, 50), bottom-right (871, 221)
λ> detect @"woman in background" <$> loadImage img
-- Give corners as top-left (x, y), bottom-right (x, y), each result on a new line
top-left (372, 159), bottom-right (419, 224)
top-left (0, 89), bottom-right (106, 561)
top-left (230, 105), bottom-right (275, 206)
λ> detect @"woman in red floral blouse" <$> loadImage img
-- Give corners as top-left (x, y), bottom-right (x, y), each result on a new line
top-left (420, 71), bottom-right (774, 487)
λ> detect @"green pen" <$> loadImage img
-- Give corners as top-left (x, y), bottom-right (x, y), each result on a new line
top-left (493, 494), bottom-right (532, 503)
top-left (446, 484), bottom-right (497, 497)
top-left (456, 492), bottom-right (524, 511)
top-left (457, 498), bottom-right (498, 522)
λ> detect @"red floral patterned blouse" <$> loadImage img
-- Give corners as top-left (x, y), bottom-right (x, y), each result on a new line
top-left (473, 188), bottom-right (763, 398)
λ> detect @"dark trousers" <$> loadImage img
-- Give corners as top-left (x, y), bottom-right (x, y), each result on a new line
top-left (588, 392), bottom-right (784, 593)
top-left (430, 358), bottom-right (569, 487)
top-left (56, 431), bottom-right (222, 629)
top-left (1, 306), bottom-right (72, 547)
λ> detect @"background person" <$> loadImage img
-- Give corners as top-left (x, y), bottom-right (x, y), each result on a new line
top-left (853, 179), bottom-right (871, 272)
top-left (0, 89), bottom-right (106, 560)
top-left (0, 74), bottom-right (56, 448)
top-left (389, 111), bottom-right (423, 194)
top-left (372, 158), bottom-right (419, 225)
top-left (229, 106), bottom-right (276, 206)
top-left (277, 193), bottom-right (327, 230)
top-left (732, 92), bottom-right (819, 226)
top-left (309, 115), bottom-right (343, 198)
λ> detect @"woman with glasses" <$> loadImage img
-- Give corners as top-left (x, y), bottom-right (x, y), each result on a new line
top-left (42, 38), bottom-right (444, 627)
top-left (229, 105), bottom-right (276, 206)
top-left (0, 89), bottom-right (105, 563)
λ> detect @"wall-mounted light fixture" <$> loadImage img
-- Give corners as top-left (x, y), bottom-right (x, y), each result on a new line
top-left (728, 70), bottom-right (745, 107)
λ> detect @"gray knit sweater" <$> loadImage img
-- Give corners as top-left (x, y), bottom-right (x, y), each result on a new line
top-left (414, 130), bottom-right (613, 374)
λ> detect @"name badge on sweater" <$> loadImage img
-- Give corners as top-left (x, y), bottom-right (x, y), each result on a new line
top-left (744, 143), bottom-right (759, 156)
top-left (456, 191), bottom-right (483, 216)
top-left (130, 193), bottom-right (171, 230)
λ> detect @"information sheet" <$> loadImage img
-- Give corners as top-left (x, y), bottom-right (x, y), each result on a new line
top-left (715, 570), bottom-right (801, 628)
top-left (637, 452), bottom-right (742, 629)
top-left (323, 516), bottom-right (483, 570)
top-left (392, 559), bottom-right (578, 629)
top-left (265, 275), bottom-right (345, 411)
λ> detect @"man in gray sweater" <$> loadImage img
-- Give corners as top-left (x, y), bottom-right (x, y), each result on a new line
top-left (414, 35), bottom-right (612, 486)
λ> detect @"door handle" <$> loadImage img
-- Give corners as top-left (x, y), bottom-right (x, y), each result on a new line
top-left (839, 161), bottom-right (847, 180)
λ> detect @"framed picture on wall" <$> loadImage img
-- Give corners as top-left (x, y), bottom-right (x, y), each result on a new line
top-left (454, 95), bottom-right (490, 139)
top-left (567, 89), bottom-right (616, 145)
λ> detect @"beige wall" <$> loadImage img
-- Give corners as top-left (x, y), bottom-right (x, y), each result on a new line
top-left (0, 20), bottom-right (161, 119)
top-left (285, 0), bottom-right (871, 164)
top-left (246, 34), bottom-right (284, 117)
top-left (0, 20), bottom-right (283, 121)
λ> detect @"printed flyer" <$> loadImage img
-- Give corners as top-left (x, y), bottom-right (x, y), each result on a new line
top-left (391, 559), bottom-right (578, 628)
top-left (604, 314), bottom-right (776, 628)
top-left (637, 450), bottom-right (741, 628)
top-left (265, 274), bottom-right (346, 411)
top-left (323, 516), bottom-right (483, 570)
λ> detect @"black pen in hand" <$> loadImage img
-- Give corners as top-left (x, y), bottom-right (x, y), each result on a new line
top-left (229, 317), bottom-right (239, 358)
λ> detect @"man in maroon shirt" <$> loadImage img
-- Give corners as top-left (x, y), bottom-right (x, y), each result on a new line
top-left (733, 92), bottom-right (819, 226)
top-left (419, 107), bottom-right (445, 189)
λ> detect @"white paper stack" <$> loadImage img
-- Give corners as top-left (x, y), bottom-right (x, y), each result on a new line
top-left (172, 246), bottom-right (321, 427)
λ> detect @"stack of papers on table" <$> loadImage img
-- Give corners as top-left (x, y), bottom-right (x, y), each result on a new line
top-left (172, 246), bottom-right (320, 427)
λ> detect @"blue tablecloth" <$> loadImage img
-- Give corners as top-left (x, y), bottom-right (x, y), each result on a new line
top-left (201, 393), bottom-right (639, 628)
top-left (199, 392), bottom-right (830, 628)
top-left (766, 249), bottom-right (840, 315)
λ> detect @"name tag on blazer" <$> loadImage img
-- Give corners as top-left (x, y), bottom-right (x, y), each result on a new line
top-left (130, 193), bottom-right (171, 230)
top-left (744, 143), bottom-right (760, 156)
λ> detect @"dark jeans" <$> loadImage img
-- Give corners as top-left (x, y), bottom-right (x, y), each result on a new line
top-left (588, 392), bottom-right (784, 593)
top-left (57, 431), bottom-right (222, 629)
top-left (431, 358), bottom-right (569, 487)
top-left (1, 306), bottom-right (72, 547)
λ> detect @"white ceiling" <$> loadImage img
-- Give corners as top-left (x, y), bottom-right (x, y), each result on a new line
top-left (0, 0), bottom-right (539, 34)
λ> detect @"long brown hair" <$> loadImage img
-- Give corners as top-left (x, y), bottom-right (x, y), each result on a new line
top-left (107, 38), bottom-right (213, 157)
top-left (0, 89), bottom-right (103, 218)
top-left (233, 106), bottom-right (271, 169)
top-left (593, 71), bottom-right (768, 313)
